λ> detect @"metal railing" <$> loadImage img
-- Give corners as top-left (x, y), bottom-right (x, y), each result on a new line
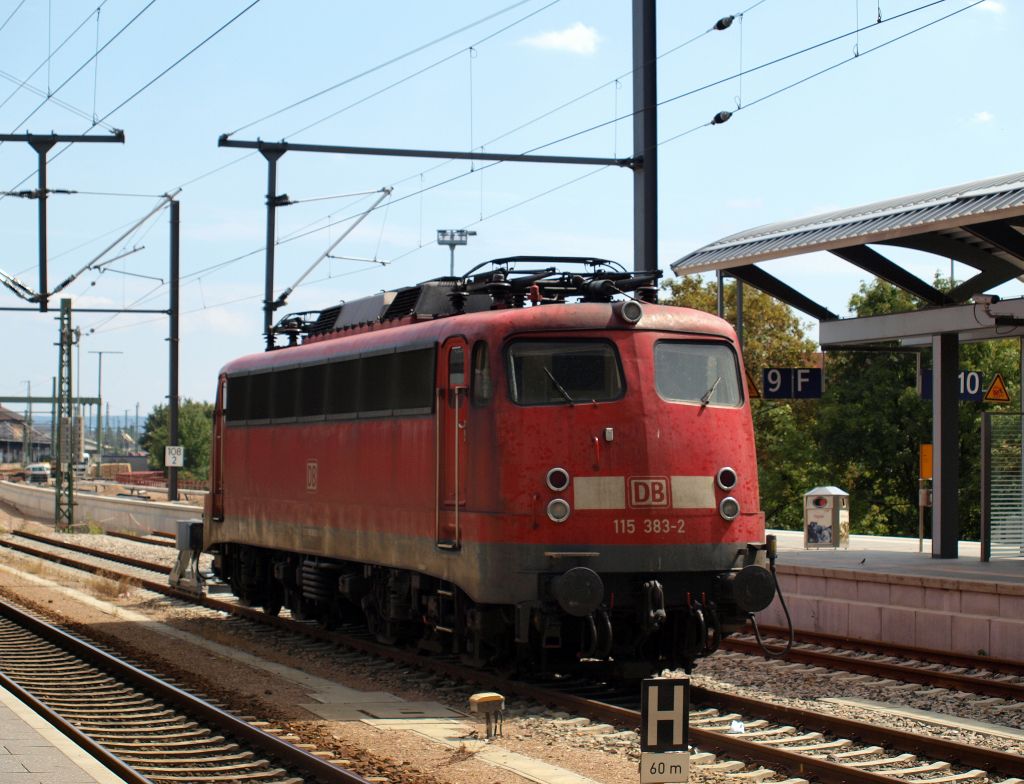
top-left (981, 412), bottom-right (1024, 561)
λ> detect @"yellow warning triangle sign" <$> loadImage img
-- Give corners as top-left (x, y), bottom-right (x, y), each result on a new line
top-left (745, 368), bottom-right (761, 399)
top-left (984, 372), bottom-right (1011, 404)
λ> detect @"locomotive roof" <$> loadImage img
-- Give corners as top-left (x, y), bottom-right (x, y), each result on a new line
top-left (221, 299), bottom-right (738, 376)
top-left (274, 257), bottom-right (661, 339)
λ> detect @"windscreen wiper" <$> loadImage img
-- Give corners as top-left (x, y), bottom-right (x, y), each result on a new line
top-left (700, 376), bottom-right (722, 410)
top-left (544, 367), bottom-right (575, 405)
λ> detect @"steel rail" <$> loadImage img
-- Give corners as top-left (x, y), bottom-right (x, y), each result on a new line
top-left (0, 597), bottom-right (370, 784)
top-left (748, 624), bottom-right (1024, 676)
top-left (722, 636), bottom-right (1024, 701)
top-left (106, 530), bottom-right (177, 549)
top-left (0, 665), bottom-right (154, 784)
top-left (689, 685), bottom-right (1024, 778)
top-left (4, 536), bottom-right (1023, 781)
top-left (12, 531), bottom-right (171, 574)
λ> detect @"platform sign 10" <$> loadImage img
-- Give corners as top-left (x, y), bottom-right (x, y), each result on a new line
top-left (763, 368), bottom-right (822, 399)
top-left (920, 371), bottom-right (983, 402)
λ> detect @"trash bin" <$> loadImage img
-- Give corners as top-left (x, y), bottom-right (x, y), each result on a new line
top-left (803, 486), bottom-right (850, 549)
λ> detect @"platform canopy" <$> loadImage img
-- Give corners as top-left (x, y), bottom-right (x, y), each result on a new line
top-left (671, 170), bottom-right (1024, 562)
top-left (671, 171), bottom-right (1024, 326)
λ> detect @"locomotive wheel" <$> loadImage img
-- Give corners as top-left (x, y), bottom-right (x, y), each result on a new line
top-left (262, 598), bottom-right (282, 617)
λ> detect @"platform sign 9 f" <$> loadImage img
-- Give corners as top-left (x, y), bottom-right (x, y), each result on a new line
top-left (763, 368), bottom-right (822, 399)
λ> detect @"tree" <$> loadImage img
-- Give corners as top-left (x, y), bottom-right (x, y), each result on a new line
top-left (140, 399), bottom-right (214, 480)
top-left (813, 281), bottom-right (928, 534)
top-left (662, 277), bottom-right (819, 529)
top-left (664, 273), bottom-right (1022, 540)
top-left (815, 277), bottom-right (1021, 539)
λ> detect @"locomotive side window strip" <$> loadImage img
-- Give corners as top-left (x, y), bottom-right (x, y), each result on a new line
top-left (360, 351), bottom-right (394, 416)
top-left (394, 346), bottom-right (436, 413)
top-left (272, 367), bottom-right (300, 420)
top-left (248, 373), bottom-right (272, 421)
top-left (299, 363), bottom-right (326, 418)
top-left (654, 341), bottom-right (743, 407)
top-left (506, 339), bottom-right (624, 406)
top-left (225, 344), bottom-right (436, 425)
top-left (327, 357), bottom-right (361, 417)
top-left (225, 376), bottom-right (248, 422)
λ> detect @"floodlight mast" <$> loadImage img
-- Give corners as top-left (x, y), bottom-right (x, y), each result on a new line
top-left (437, 230), bottom-right (477, 276)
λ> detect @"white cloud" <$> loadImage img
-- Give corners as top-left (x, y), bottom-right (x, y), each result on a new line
top-left (725, 197), bottom-right (764, 210)
top-left (971, 111), bottom-right (994, 124)
top-left (979, 1), bottom-right (1005, 12)
top-left (521, 22), bottom-right (600, 55)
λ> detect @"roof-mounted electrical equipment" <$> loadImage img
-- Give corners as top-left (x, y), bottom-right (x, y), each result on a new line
top-left (271, 256), bottom-right (662, 345)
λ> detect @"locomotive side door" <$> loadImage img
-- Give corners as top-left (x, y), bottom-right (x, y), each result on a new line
top-left (209, 375), bottom-right (226, 522)
top-left (436, 338), bottom-right (468, 549)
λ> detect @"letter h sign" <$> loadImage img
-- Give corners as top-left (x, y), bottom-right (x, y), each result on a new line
top-left (640, 678), bottom-right (690, 751)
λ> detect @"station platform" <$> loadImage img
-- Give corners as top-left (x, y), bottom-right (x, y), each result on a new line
top-left (757, 529), bottom-right (1024, 660)
top-left (0, 683), bottom-right (125, 783)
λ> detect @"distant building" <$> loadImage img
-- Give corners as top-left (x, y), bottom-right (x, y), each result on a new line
top-left (0, 405), bottom-right (51, 464)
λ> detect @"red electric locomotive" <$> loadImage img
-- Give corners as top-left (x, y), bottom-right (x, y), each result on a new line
top-left (204, 258), bottom-right (776, 676)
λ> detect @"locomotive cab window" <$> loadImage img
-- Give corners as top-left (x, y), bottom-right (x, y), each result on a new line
top-left (654, 341), bottom-right (742, 407)
top-left (506, 340), bottom-right (624, 405)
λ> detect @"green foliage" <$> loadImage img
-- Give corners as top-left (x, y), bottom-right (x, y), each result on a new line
top-left (663, 274), bottom-right (1021, 541)
top-left (661, 276), bottom-right (815, 372)
top-left (813, 281), bottom-right (927, 535)
top-left (662, 277), bottom-right (818, 529)
top-left (140, 399), bottom-right (214, 479)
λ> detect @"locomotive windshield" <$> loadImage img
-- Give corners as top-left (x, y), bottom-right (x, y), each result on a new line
top-left (507, 340), bottom-right (624, 405)
top-left (654, 341), bottom-right (743, 407)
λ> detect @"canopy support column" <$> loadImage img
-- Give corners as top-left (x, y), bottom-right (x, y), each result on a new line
top-left (931, 333), bottom-right (959, 558)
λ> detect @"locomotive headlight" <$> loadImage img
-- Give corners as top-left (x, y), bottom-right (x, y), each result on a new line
top-left (616, 300), bottom-right (643, 325)
top-left (719, 496), bottom-right (740, 521)
top-left (716, 466), bottom-right (738, 491)
top-left (546, 467), bottom-right (571, 492)
top-left (547, 498), bottom-right (571, 523)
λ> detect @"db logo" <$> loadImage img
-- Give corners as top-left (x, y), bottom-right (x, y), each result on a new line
top-left (629, 476), bottom-right (669, 508)
top-left (306, 460), bottom-right (319, 492)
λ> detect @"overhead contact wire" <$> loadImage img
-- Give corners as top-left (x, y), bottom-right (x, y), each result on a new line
top-left (5, 0), bottom-right (159, 135)
top-left (0, 3), bottom-right (112, 122)
top-left (86, 0), bottom-right (978, 322)
top-left (0, 0), bottom-right (27, 36)
top-left (95, 0), bottom-right (264, 126)
top-left (226, 0), bottom-right (539, 136)
top-left (168, 0), bottom-right (973, 289)
top-left (282, 0), bottom-right (560, 140)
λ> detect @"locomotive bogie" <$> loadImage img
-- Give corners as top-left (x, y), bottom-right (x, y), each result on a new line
top-left (206, 278), bottom-right (775, 674)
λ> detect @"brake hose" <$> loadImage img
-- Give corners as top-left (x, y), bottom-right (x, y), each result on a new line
top-left (750, 534), bottom-right (794, 659)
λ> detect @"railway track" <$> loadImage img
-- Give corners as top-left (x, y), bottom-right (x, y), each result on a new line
top-left (3, 530), bottom-right (1024, 784)
top-left (738, 625), bottom-right (1024, 677)
top-left (10, 529), bottom-right (1024, 704)
top-left (720, 633), bottom-right (1024, 702)
top-left (106, 530), bottom-right (177, 549)
top-left (0, 595), bottom-right (367, 784)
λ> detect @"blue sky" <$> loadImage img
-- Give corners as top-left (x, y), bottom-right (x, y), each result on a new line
top-left (0, 0), bottom-right (1018, 421)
